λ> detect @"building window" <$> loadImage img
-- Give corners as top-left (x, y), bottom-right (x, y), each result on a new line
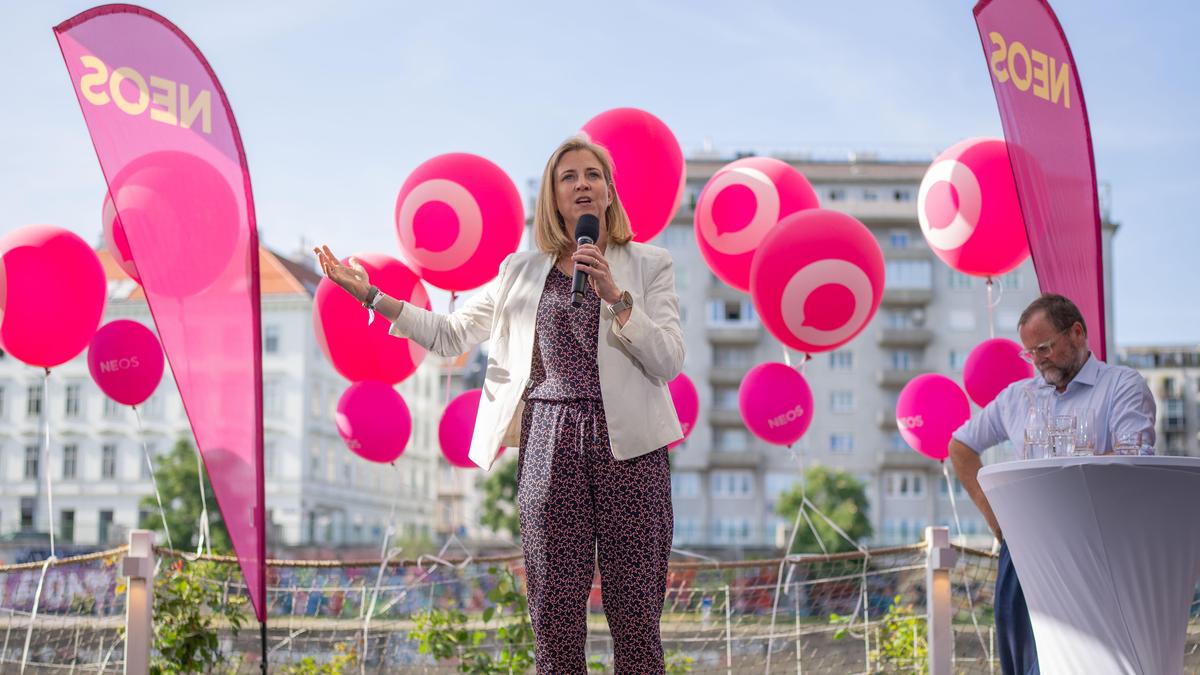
top-left (62, 444), bottom-right (78, 480)
top-left (891, 432), bottom-right (909, 451)
top-left (98, 510), bottom-right (114, 545)
top-left (264, 379), bottom-right (282, 418)
top-left (888, 230), bottom-right (910, 248)
top-left (948, 310), bottom-right (976, 331)
top-left (671, 472), bottom-right (701, 499)
top-left (948, 271), bottom-right (974, 290)
top-left (264, 440), bottom-right (277, 479)
top-left (830, 391), bottom-right (855, 414)
top-left (60, 510), bottom-right (75, 544)
top-left (64, 383), bottom-right (82, 419)
top-left (949, 350), bottom-right (968, 372)
top-left (26, 383), bottom-right (43, 419)
top-left (20, 497), bottom-right (35, 531)
top-left (893, 189), bottom-right (913, 202)
top-left (708, 298), bottom-right (756, 326)
top-left (998, 271), bottom-right (1022, 290)
top-left (103, 395), bottom-right (123, 419)
top-left (885, 260), bottom-right (933, 290)
top-left (710, 470), bottom-right (754, 498)
top-left (712, 386), bottom-right (739, 409)
top-left (713, 346), bottom-right (753, 367)
top-left (888, 350), bottom-right (917, 371)
top-left (263, 325), bottom-right (280, 354)
top-left (828, 188), bottom-right (846, 201)
top-left (863, 189), bottom-right (879, 202)
top-left (24, 445), bottom-right (39, 479)
top-left (883, 310), bottom-right (917, 329)
top-left (714, 429), bottom-right (748, 453)
top-left (765, 472), bottom-right (801, 506)
top-left (140, 442), bottom-right (157, 479)
top-left (886, 472), bottom-right (927, 498)
top-left (0, 385), bottom-right (7, 419)
top-left (102, 444), bottom-right (118, 479)
top-left (828, 351), bottom-right (853, 371)
top-left (142, 391), bottom-right (164, 418)
top-left (830, 433), bottom-right (854, 454)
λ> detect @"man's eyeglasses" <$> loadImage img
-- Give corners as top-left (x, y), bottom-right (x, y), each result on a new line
top-left (1019, 330), bottom-right (1068, 363)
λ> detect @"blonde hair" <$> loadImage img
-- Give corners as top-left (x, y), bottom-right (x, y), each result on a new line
top-left (533, 136), bottom-right (634, 258)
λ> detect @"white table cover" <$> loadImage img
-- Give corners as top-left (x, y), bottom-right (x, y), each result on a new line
top-left (979, 456), bottom-right (1200, 674)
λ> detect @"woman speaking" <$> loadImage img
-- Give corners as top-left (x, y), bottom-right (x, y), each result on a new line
top-left (316, 136), bottom-right (685, 673)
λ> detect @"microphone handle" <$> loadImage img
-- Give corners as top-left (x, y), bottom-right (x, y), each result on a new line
top-left (570, 236), bottom-right (595, 307)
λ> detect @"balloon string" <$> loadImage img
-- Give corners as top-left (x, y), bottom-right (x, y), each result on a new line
top-left (133, 405), bottom-right (173, 551)
top-left (942, 461), bottom-right (990, 657)
top-left (444, 291), bottom-right (458, 406)
top-left (782, 348), bottom-right (792, 368)
top-left (985, 277), bottom-right (1004, 339)
top-left (42, 369), bottom-right (56, 559)
top-left (195, 445), bottom-right (212, 557)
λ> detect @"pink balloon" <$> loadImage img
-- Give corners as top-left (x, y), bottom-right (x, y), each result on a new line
top-left (738, 363), bottom-right (813, 447)
top-left (87, 320), bottom-right (165, 407)
top-left (896, 374), bottom-right (971, 461)
top-left (439, 388), bottom-right (486, 468)
top-left (581, 108), bottom-right (684, 242)
top-left (695, 157), bottom-right (820, 292)
top-left (963, 338), bottom-right (1034, 408)
top-left (102, 151), bottom-right (241, 296)
top-left (102, 194), bottom-right (139, 283)
top-left (667, 373), bottom-right (699, 450)
top-left (918, 138), bottom-right (1031, 277)
top-left (395, 153), bottom-right (524, 292)
top-left (0, 225), bottom-right (106, 368)
top-left (335, 381), bottom-right (411, 463)
top-left (313, 254), bottom-right (430, 384)
top-left (750, 209), bottom-right (884, 354)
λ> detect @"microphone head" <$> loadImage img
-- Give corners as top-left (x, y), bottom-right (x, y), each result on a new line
top-left (575, 214), bottom-right (600, 244)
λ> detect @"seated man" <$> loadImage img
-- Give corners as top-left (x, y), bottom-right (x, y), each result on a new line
top-left (949, 293), bottom-right (1156, 675)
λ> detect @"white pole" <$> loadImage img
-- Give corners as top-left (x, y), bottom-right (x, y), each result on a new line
top-left (123, 530), bottom-right (156, 675)
top-left (724, 584), bottom-right (732, 675)
top-left (925, 526), bottom-right (956, 675)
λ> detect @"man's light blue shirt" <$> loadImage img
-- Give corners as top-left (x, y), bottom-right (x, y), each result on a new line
top-left (953, 354), bottom-right (1157, 455)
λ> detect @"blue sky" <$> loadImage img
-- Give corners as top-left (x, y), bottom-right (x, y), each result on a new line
top-left (2, 1), bottom-right (1195, 344)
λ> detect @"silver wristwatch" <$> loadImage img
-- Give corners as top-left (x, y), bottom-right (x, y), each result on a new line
top-left (606, 290), bottom-right (633, 317)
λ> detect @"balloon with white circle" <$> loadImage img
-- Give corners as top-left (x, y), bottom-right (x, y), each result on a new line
top-left (750, 209), bottom-right (885, 354)
top-left (695, 157), bottom-right (819, 292)
top-left (738, 362), bottom-right (814, 447)
top-left (394, 153), bottom-right (524, 292)
top-left (918, 137), bottom-right (1030, 277)
top-left (313, 253), bottom-right (430, 384)
top-left (581, 108), bottom-right (684, 242)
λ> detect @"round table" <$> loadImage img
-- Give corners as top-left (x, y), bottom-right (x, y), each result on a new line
top-left (979, 456), bottom-right (1200, 674)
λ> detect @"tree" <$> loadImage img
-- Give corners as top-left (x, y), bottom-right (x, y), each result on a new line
top-left (139, 438), bottom-right (232, 553)
top-left (478, 456), bottom-right (520, 541)
top-left (775, 465), bottom-right (872, 554)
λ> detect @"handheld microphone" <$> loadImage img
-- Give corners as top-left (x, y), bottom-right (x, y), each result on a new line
top-left (571, 214), bottom-right (600, 307)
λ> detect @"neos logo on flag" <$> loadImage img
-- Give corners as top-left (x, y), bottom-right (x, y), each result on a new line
top-left (750, 209), bottom-right (884, 355)
top-left (695, 157), bottom-right (819, 292)
top-left (917, 138), bottom-right (1029, 278)
top-left (76, 56), bottom-right (212, 134)
top-left (394, 153), bottom-right (523, 293)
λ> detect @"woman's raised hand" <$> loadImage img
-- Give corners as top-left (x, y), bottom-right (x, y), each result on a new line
top-left (314, 245), bottom-right (370, 302)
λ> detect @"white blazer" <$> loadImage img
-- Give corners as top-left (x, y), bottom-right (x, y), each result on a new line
top-left (389, 242), bottom-right (685, 470)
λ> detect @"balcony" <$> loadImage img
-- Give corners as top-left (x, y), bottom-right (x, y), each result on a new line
top-left (877, 450), bottom-right (930, 469)
top-left (708, 447), bottom-right (762, 468)
top-left (881, 288), bottom-right (933, 306)
top-left (709, 407), bottom-right (744, 427)
top-left (709, 365), bottom-right (749, 386)
top-left (877, 368), bottom-right (933, 389)
top-left (877, 407), bottom-right (898, 429)
top-left (877, 328), bottom-right (934, 349)
top-left (706, 323), bottom-right (762, 345)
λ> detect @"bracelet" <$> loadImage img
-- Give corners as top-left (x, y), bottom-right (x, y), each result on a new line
top-left (361, 285), bottom-right (379, 309)
top-left (370, 290), bottom-right (387, 309)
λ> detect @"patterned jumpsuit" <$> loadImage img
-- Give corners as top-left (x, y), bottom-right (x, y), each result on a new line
top-left (517, 266), bottom-right (674, 674)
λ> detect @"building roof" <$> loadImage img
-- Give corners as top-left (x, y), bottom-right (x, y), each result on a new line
top-left (99, 246), bottom-right (322, 300)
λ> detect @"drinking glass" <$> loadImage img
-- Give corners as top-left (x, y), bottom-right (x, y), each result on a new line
top-left (1073, 408), bottom-right (1097, 456)
top-left (1022, 406), bottom-right (1049, 460)
top-left (1050, 414), bottom-right (1076, 456)
top-left (1114, 431), bottom-right (1142, 456)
